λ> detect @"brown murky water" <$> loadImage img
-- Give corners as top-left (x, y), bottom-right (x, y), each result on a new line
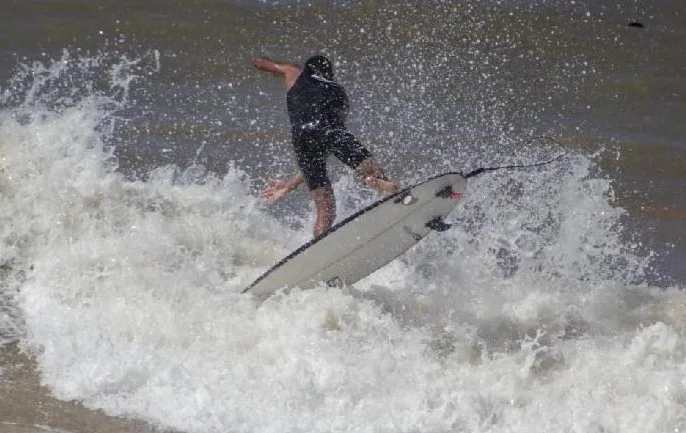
top-left (1, 345), bottom-right (170, 433)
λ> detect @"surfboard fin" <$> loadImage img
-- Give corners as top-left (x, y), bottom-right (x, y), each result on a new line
top-left (326, 276), bottom-right (344, 288)
top-left (436, 185), bottom-right (462, 199)
top-left (426, 217), bottom-right (451, 232)
top-left (436, 186), bottom-right (453, 198)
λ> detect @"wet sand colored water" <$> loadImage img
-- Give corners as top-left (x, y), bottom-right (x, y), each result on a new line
top-left (0, 345), bottom-right (173, 433)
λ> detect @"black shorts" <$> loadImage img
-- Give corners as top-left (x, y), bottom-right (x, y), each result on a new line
top-left (292, 128), bottom-right (372, 190)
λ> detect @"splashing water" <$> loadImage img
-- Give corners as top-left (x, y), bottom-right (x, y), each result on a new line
top-left (1, 47), bottom-right (685, 433)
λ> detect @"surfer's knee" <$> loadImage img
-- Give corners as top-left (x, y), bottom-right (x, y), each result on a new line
top-left (355, 158), bottom-right (379, 177)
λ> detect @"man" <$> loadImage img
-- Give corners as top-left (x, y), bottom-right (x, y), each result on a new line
top-left (253, 54), bottom-right (398, 237)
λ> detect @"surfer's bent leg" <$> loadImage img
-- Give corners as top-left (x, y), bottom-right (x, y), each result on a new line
top-left (327, 129), bottom-right (397, 196)
top-left (294, 130), bottom-right (336, 237)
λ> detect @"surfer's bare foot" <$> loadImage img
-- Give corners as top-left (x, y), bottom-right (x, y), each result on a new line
top-left (365, 176), bottom-right (398, 196)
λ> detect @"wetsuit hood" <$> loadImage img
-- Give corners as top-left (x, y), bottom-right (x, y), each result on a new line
top-left (304, 55), bottom-right (334, 81)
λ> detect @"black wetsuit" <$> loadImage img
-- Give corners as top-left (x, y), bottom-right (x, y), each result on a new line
top-left (286, 72), bottom-right (371, 190)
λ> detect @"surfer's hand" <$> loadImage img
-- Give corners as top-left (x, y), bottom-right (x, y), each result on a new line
top-left (260, 179), bottom-right (292, 203)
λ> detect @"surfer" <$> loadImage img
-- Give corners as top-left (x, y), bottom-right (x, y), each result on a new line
top-left (252, 55), bottom-right (398, 237)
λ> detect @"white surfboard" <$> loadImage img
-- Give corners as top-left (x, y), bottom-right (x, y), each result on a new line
top-left (243, 172), bottom-right (467, 297)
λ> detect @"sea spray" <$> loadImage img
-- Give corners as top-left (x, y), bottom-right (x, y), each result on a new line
top-left (1, 42), bottom-right (684, 433)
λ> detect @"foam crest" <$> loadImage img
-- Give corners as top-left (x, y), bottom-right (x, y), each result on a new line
top-left (1, 48), bottom-right (684, 433)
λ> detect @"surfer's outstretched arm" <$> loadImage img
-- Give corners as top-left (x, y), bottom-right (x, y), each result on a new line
top-left (252, 56), bottom-right (302, 89)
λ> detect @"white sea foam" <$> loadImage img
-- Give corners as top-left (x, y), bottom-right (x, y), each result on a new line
top-left (2, 52), bottom-right (686, 433)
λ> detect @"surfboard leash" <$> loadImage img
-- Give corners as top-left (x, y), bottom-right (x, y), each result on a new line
top-left (461, 135), bottom-right (568, 179)
top-left (462, 151), bottom-right (568, 179)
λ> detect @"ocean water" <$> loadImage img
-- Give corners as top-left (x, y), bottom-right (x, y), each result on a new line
top-left (1, 1), bottom-right (686, 433)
